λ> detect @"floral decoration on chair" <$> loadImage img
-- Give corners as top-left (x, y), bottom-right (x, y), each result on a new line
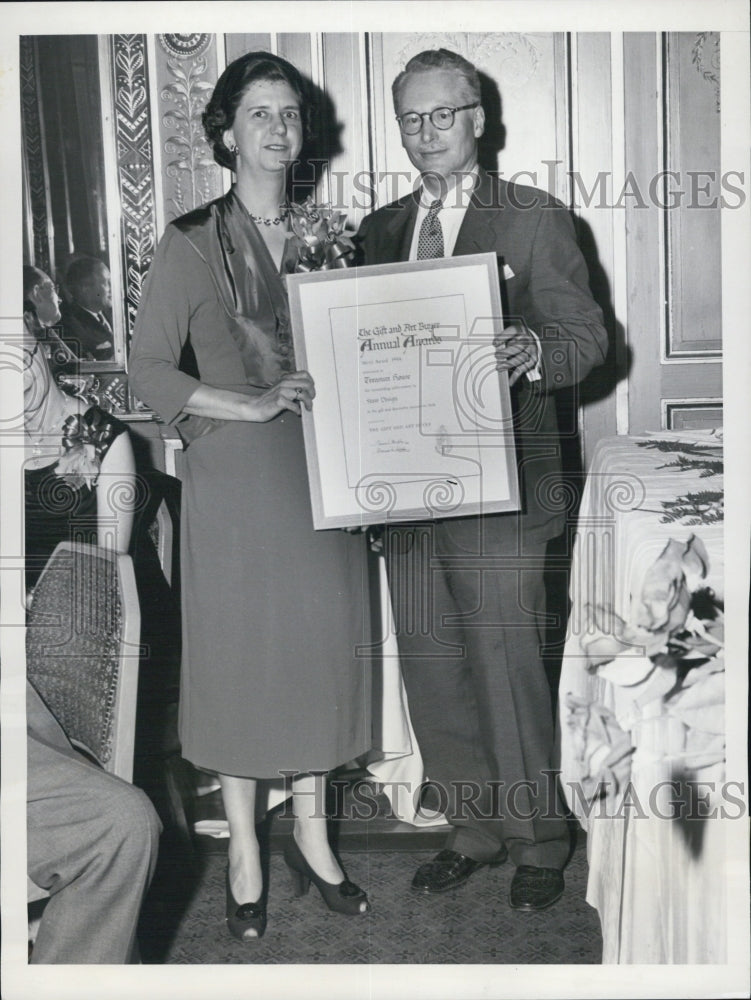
top-left (56, 407), bottom-right (123, 489)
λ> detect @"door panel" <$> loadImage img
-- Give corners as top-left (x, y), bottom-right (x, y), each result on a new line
top-left (623, 32), bottom-right (723, 433)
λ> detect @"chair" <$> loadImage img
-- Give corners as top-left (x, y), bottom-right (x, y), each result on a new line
top-left (129, 470), bottom-right (195, 853)
top-left (26, 541), bottom-right (141, 902)
top-left (150, 498), bottom-right (175, 586)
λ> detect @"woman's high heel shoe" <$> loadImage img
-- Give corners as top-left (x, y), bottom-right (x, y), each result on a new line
top-left (225, 865), bottom-right (267, 941)
top-left (283, 834), bottom-right (369, 915)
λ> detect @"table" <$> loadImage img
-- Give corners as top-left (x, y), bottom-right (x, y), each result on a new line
top-left (558, 432), bottom-right (726, 964)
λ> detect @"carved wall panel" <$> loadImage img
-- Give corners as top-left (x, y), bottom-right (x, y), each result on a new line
top-left (153, 33), bottom-right (222, 224)
top-left (109, 33), bottom-right (159, 390)
top-left (20, 36), bottom-right (51, 276)
top-left (59, 370), bottom-right (131, 416)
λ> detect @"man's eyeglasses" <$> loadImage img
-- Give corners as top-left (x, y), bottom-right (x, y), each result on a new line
top-left (395, 103), bottom-right (479, 135)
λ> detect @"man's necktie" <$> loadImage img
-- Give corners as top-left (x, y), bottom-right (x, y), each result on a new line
top-left (416, 199), bottom-right (444, 259)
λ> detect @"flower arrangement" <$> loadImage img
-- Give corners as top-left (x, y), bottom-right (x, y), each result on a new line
top-left (286, 196), bottom-right (356, 272)
top-left (567, 533), bottom-right (725, 802)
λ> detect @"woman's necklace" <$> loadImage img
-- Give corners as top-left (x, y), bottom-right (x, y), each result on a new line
top-left (250, 206), bottom-right (289, 227)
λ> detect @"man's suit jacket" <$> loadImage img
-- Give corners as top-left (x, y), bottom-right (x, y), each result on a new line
top-left (60, 300), bottom-right (114, 361)
top-left (357, 169), bottom-right (609, 542)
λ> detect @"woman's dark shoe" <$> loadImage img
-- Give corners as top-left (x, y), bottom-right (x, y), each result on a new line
top-left (283, 834), bottom-right (369, 915)
top-left (225, 865), bottom-right (267, 941)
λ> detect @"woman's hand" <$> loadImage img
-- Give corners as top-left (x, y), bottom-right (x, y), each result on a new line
top-left (181, 372), bottom-right (315, 423)
top-left (247, 370), bottom-right (315, 422)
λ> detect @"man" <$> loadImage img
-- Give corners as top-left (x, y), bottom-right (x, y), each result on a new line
top-left (22, 266), bottom-right (78, 378)
top-left (60, 257), bottom-right (115, 361)
top-left (27, 681), bottom-right (161, 962)
top-left (357, 49), bottom-right (608, 910)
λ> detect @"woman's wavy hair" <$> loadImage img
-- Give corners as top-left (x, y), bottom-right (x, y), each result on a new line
top-left (202, 51), bottom-right (313, 170)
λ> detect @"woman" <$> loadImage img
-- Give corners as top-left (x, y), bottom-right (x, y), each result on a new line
top-left (129, 52), bottom-right (371, 941)
top-left (23, 265), bottom-right (135, 591)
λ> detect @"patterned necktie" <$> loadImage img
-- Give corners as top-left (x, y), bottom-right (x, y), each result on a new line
top-left (416, 199), bottom-right (444, 259)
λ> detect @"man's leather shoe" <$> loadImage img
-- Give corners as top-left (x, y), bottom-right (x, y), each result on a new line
top-left (508, 866), bottom-right (564, 911)
top-left (411, 846), bottom-right (508, 894)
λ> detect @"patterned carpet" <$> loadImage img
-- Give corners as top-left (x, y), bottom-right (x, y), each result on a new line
top-left (138, 836), bottom-right (602, 964)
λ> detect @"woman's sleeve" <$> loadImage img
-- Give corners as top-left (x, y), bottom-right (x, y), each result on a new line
top-left (129, 225), bottom-right (204, 424)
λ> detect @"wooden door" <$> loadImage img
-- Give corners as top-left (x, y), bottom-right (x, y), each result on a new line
top-left (620, 32), bottom-right (723, 433)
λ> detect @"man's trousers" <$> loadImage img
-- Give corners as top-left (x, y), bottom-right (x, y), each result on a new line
top-left (385, 515), bottom-right (570, 868)
top-left (27, 685), bottom-right (161, 964)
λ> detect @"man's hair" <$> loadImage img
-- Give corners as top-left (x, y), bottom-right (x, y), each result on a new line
top-left (65, 256), bottom-right (107, 296)
top-left (392, 48), bottom-right (481, 109)
top-left (23, 265), bottom-right (46, 315)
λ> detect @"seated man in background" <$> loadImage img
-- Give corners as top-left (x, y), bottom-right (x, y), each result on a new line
top-left (60, 257), bottom-right (115, 362)
top-left (27, 680), bottom-right (161, 963)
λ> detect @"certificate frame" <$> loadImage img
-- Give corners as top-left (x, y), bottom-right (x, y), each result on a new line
top-left (287, 253), bottom-right (520, 530)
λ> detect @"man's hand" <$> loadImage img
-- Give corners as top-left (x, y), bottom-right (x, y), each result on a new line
top-left (494, 323), bottom-right (540, 386)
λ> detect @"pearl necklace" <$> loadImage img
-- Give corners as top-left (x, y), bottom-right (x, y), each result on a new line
top-left (250, 207), bottom-right (289, 227)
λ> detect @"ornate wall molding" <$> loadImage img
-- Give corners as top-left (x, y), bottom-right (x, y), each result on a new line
top-left (158, 44), bottom-right (221, 221)
top-left (158, 33), bottom-right (212, 60)
top-left (110, 34), bottom-right (158, 376)
top-left (394, 32), bottom-right (541, 91)
top-left (691, 32), bottom-right (720, 112)
top-left (467, 33), bottom-right (541, 91)
top-left (60, 371), bottom-right (130, 415)
top-left (20, 36), bottom-right (51, 275)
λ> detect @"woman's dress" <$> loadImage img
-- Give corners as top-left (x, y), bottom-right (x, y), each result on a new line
top-left (129, 190), bottom-right (371, 778)
top-left (24, 330), bottom-right (125, 589)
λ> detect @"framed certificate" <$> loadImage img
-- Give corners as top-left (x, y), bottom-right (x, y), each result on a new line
top-left (287, 253), bottom-right (520, 530)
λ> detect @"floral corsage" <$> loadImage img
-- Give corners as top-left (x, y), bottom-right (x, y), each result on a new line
top-left (286, 196), bottom-right (356, 272)
top-left (56, 406), bottom-right (120, 489)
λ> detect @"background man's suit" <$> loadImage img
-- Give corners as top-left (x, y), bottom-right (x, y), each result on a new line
top-left (358, 170), bottom-right (608, 867)
top-left (59, 300), bottom-right (114, 361)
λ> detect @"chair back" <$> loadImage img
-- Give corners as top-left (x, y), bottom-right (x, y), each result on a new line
top-left (26, 541), bottom-right (141, 781)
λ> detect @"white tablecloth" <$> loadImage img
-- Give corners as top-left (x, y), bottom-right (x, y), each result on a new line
top-left (558, 432), bottom-right (726, 963)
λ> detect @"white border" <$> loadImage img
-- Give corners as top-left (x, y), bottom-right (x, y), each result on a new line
top-left (1, 4), bottom-right (749, 999)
